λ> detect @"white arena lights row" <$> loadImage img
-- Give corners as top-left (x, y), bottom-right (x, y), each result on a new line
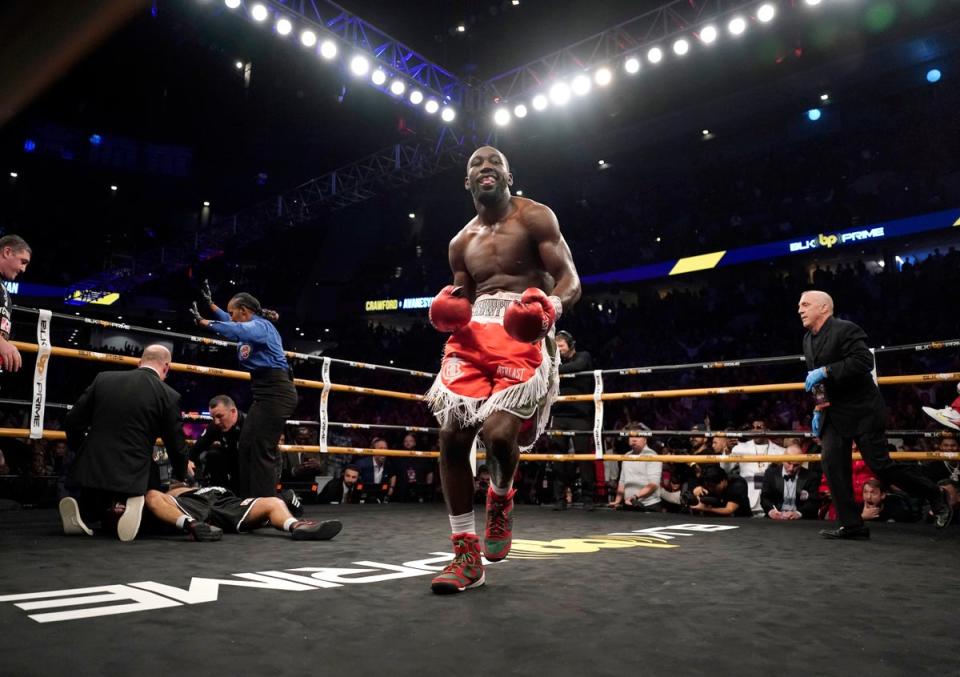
top-left (216, 0), bottom-right (457, 123)
top-left (491, 0), bottom-right (831, 127)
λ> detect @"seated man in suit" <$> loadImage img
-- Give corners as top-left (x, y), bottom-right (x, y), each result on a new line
top-left (317, 464), bottom-right (361, 504)
top-left (60, 345), bottom-right (189, 542)
top-left (760, 443), bottom-right (821, 520)
top-left (354, 437), bottom-right (397, 502)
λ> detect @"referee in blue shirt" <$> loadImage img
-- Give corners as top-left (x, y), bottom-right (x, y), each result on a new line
top-left (191, 284), bottom-right (298, 497)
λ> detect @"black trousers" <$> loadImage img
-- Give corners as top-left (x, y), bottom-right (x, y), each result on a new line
top-left (239, 369), bottom-right (298, 497)
top-left (821, 421), bottom-right (939, 528)
top-left (551, 415), bottom-right (596, 503)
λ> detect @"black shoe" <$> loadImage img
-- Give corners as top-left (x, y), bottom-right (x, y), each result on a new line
top-left (582, 499), bottom-right (595, 512)
top-left (186, 521), bottom-right (223, 542)
top-left (931, 488), bottom-right (954, 529)
top-left (291, 519), bottom-right (342, 541)
top-left (819, 525), bottom-right (870, 540)
top-left (281, 489), bottom-right (304, 518)
top-left (552, 501), bottom-right (568, 511)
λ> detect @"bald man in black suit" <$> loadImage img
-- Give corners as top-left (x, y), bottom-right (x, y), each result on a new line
top-left (799, 290), bottom-right (951, 538)
top-left (60, 344), bottom-right (189, 541)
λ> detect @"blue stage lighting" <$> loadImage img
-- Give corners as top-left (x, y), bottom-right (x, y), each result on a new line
top-left (806, 108), bottom-right (822, 121)
top-left (89, 134), bottom-right (102, 146)
top-left (23, 139), bottom-right (36, 152)
top-left (926, 68), bottom-right (941, 84)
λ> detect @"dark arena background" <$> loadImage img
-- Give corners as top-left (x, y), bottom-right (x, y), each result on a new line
top-left (1, 1), bottom-right (959, 675)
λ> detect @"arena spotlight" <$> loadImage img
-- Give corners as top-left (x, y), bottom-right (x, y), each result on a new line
top-left (549, 81), bottom-right (571, 106)
top-left (441, 107), bottom-right (456, 122)
top-left (926, 68), bottom-right (942, 84)
top-left (820, 92), bottom-right (830, 101)
top-left (235, 60), bottom-right (244, 70)
top-left (9, 171), bottom-right (18, 178)
top-left (624, 57), bottom-right (641, 74)
top-left (349, 55), bottom-right (370, 76)
top-left (203, 201), bottom-right (211, 207)
top-left (647, 47), bottom-right (663, 64)
top-left (757, 3), bottom-right (776, 23)
top-left (110, 184), bottom-right (118, 191)
top-left (275, 18), bottom-right (292, 36)
top-left (804, 0), bottom-right (822, 5)
top-left (250, 3), bottom-right (269, 22)
top-left (673, 39), bottom-right (690, 56)
top-left (408, 213), bottom-right (416, 219)
top-left (702, 129), bottom-right (710, 136)
top-left (224, 0), bottom-right (241, 8)
top-left (409, 89), bottom-right (424, 105)
top-left (699, 25), bottom-right (718, 44)
top-left (594, 67), bottom-right (613, 86)
top-left (371, 69), bottom-right (387, 85)
top-left (515, 190), bottom-right (523, 196)
top-left (571, 74), bottom-right (591, 96)
top-left (807, 108), bottom-right (822, 121)
top-left (424, 99), bottom-right (440, 114)
top-left (728, 17), bottom-right (747, 36)
top-left (493, 108), bottom-right (512, 126)
top-left (390, 79), bottom-right (406, 95)
top-left (319, 40), bottom-right (338, 60)
top-left (532, 94), bottom-right (549, 111)
top-left (89, 134), bottom-right (102, 145)
top-left (300, 30), bottom-right (317, 47)
top-left (514, 103), bottom-right (528, 118)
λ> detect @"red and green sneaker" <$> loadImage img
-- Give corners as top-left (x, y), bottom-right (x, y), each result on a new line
top-left (430, 532), bottom-right (485, 594)
top-left (483, 486), bottom-right (515, 561)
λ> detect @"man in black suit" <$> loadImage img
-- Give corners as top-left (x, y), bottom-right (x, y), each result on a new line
top-left (316, 464), bottom-right (360, 504)
top-left (550, 330), bottom-right (597, 510)
top-left (60, 344), bottom-right (189, 541)
top-left (799, 290), bottom-right (952, 539)
top-left (760, 443), bottom-right (821, 520)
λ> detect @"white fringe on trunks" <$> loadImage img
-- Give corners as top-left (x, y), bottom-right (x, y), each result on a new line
top-left (425, 291), bottom-right (559, 452)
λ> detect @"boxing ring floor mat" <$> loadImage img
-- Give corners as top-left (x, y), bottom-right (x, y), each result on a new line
top-left (0, 505), bottom-right (956, 677)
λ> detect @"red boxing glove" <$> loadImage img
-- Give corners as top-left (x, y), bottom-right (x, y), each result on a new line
top-left (504, 288), bottom-right (561, 343)
top-left (429, 285), bottom-right (472, 333)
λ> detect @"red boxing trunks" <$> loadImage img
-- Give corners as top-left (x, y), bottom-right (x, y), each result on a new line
top-left (426, 292), bottom-right (559, 451)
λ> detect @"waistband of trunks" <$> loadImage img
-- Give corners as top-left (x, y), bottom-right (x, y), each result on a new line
top-left (471, 292), bottom-right (521, 322)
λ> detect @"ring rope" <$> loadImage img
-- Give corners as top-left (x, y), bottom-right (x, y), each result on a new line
top-left (12, 305), bottom-right (436, 378)
top-left (10, 402), bottom-right (951, 440)
top-left (8, 403), bottom-right (947, 441)
top-left (560, 336), bottom-right (960, 378)
top-left (12, 340), bottom-right (959, 404)
top-left (11, 341), bottom-right (423, 401)
top-left (1, 428), bottom-right (955, 464)
top-left (554, 372), bottom-right (960, 402)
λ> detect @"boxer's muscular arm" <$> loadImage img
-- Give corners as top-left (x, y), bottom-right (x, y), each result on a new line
top-left (448, 231), bottom-right (476, 302)
top-left (526, 204), bottom-right (581, 311)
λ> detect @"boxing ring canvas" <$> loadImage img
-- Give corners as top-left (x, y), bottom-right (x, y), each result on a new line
top-left (0, 505), bottom-right (955, 676)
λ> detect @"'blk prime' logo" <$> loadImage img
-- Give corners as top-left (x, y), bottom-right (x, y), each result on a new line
top-left (789, 226), bottom-right (885, 253)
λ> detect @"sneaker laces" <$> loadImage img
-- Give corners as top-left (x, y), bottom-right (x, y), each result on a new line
top-left (487, 503), bottom-right (509, 538)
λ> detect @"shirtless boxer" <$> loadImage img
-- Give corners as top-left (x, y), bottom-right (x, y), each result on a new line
top-left (426, 146), bottom-right (581, 593)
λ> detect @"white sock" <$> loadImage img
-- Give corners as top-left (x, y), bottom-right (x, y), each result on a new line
top-left (490, 481), bottom-right (512, 496)
top-left (175, 516), bottom-right (189, 530)
top-left (282, 517), bottom-right (298, 532)
top-left (448, 512), bottom-right (476, 535)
